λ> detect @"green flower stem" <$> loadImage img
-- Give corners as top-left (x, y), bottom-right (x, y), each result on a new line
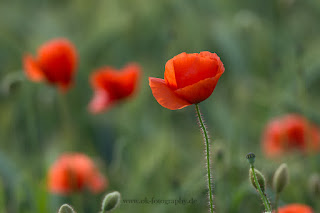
top-left (250, 165), bottom-right (272, 212)
top-left (195, 104), bottom-right (214, 213)
top-left (275, 193), bottom-right (279, 213)
top-left (25, 83), bottom-right (38, 150)
top-left (58, 94), bottom-right (75, 149)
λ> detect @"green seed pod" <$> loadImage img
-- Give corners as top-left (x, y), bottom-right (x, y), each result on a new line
top-left (273, 163), bottom-right (289, 194)
top-left (101, 191), bottom-right (121, 212)
top-left (58, 204), bottom-right (76, 213)
top-left (249, 168), bottom-right (266, 193)
top-left (246, 152), bottom-right (256, 165)
top-left (308, 174), bottom-right (320, 198)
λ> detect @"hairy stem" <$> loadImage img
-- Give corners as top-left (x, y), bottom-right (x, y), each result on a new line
top-left (251, 165), bottom-right (272, 212)
top-left (195, 104), bottom-right (214, 213)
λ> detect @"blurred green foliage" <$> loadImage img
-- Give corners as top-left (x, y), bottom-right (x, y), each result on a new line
top-left (0, 0), bottom-right (320, 212)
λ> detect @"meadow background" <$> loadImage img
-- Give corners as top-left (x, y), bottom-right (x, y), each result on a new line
top-left (1, 0), bottom-right (320, 212)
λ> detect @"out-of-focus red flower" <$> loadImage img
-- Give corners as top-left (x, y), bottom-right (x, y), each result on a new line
top-left (23, 38), bottom-right (77, 91)
top-left (88, 63), bottom-right (141, 114)
top-left (262, 114), bottom-right (320, 157)
top-left (149, 51), bottom-right (224, 110)
top-left (48, 153), bottom-right (107, 195)
top-left (277, 204), bottom-right (314, 213)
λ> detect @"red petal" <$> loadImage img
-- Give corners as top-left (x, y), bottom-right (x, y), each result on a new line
top-left (90, 67), bottom-right (112, 90)
top-left (278, 204), bottom-right (313, 213)
top-left (115, 63), bottom-right (140, 98)
top-left (311, 126), bottom-right (320, 151)
top-left (262, 119), bottom-right (284, 157)
top-left (90, 64), bottom-right (140, 100)
top-left (23, 55), bottom-right (45, 81)
top-left (174, 73), bottom-right (223, 104)
top-left (149, 77), bottom-right (191, 110)
top-left (171, 53), bottom-right (219, 88)
top-left (37, 38), bottom-right (77, 89)
top-left (48, 155), bottom-right (73, 195)
top-left (164, 53), bottom-right (181, 90)
top-left (88, 90), bottom-right (112, 114)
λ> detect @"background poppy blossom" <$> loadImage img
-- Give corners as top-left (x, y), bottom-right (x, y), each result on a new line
top-left (23, 38), bottom-right (77, 91)
top-left (48, 153), bottom-right (107, 195)
top-left (277, 204), bottom-right (314, 213)
top-left (149, 51), bottom-right (224, 110)
top-left (262, 114), bottom-right (320, 157)
top-left (88, 63), bottom-right (141, 114)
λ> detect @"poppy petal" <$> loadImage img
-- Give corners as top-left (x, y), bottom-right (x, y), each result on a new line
top-left (149, 77), bottom-right (191, 110)
top-left (164, 54), bottom-right (180, 89)
top-left (172, 53), bottom-right (219, 88)
top-left (311, 126), bottom-right (320, 151)
top-left (90, 67), bottom-right (112, 90)
top-left (90, 65), bottom-right (140, 100)
top-left (262, 120), bottom-right (284, 157)
top-left (278, 204), bottom-right (314, 213)
top-left (174, 73), bottom-right (223, 104)
top-left (37, 39), bottom-right (77, 87)
top-left (23, 55), bottom-right (44, 81)
top-left (88, 90), bottom-right (112, 114)
top-left (115, 64), bottom-right (140, 98)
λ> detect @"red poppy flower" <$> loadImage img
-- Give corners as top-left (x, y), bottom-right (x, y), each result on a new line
top-left (149, 51), bottom-right (224, 110)
top-left (88, 63), bottom-right (141, 114)
top-left (48, 153), bottom-right (107, 195)
top-left (23, 38), bottom-right (77, 91)
top-left (262, 114), bottom-right (320, 157)
top-left (277, 204), bottom-right (314, 213)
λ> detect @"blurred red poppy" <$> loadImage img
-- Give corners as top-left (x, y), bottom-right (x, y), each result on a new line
top-left (48, 153), bottom-right (107, 195)
top-left (88, 63), bottom-right (141, 114)
top-left (278, 204), bottom-right (313, 213)
top-left (23, 38), bottom-right (77, 91)
top-left (262, 114), bottom-right (320, 157)
top-left (149, 51), bottom-right (224, 110)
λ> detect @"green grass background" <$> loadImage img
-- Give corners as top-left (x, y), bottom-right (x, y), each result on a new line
top-left (0, 0), bottom-right (320, 212)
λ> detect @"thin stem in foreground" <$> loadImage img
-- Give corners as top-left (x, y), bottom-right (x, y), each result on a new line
top-left (250, 165), bottom-right (272, 212)
top-left (275, 193), bottom-right (279, 213)
top-left (195, 104), bottom-right (214, 213)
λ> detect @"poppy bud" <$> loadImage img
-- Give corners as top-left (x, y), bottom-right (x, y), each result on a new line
top-left (308, 174), bottom-right (320, 198)
top-left (101, 191), bottom-right (121, 212)
top-left (273, 163), bottom-right (289, 194)
top-left (246, 152), bottom-right (256, 165)
top-left (59, 204), bottom-right (76, 213)
top-left (249, 168), bottom-right (266, 193)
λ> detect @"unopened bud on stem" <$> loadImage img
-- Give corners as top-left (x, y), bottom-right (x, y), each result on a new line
top-left (308, 174), bottom-right (320, 198)
top-left (273, 163), bottom-right (289, 194)
top-left (249, 168), bottom-right (266, 193)
top-left (59, 204), bottom-right (76, 213)
top-left (101, 191), bottom-right (121, 212)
